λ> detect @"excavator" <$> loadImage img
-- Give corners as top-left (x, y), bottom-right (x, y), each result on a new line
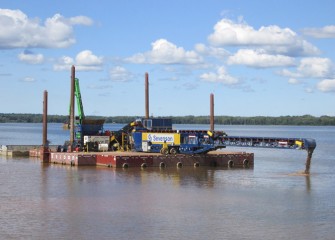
top-left (62, 78), bottom-right (105, 151)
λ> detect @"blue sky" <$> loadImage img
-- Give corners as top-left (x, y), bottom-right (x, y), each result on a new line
top-left (0, 0), bottom-right (334, 117)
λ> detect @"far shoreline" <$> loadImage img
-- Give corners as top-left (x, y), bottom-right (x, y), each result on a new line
top-left (0, 113), bottom-right (334, 126)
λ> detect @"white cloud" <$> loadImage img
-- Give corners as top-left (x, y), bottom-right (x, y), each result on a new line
top-left (317, 79), bottom-right (335, 92)
top-left (0, 9), bottom-right (93, 49)
top-left (280, 57), bottom-right (334, 79)
top-left (76, 50), bottom-right (103, 66)
top-left (126, 39), bottom-right (203, 64)
top-left (208, 18), bottom-right (319, 56)
top-left (18, 50), bottom-right (44, 64)
top-left (200, 66), bottom-right (238, 85)
top-left (278, 69), bottom-right (303, 78)
top-left (288, 78), bottom-right (300, 84)
top-left (69, 16), bottom-right (93, 26)
top-left (53, 56), bottom-right (74, 71)
top-left (194, 43), bottom-right (230, 60)
top-left (297, 58), bottom-right (334, 78)
top-left (302, 25), bottom-right (335, 38)
top-left (109, 66), bottom-right (133, 82)
top-left (227, 49), bottom-right (296, 68)
top-left (53, 50), bottom-right (103, 71)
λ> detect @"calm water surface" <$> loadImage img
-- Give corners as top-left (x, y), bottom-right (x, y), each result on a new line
top-left (0, 123), bottom-right (334, 240)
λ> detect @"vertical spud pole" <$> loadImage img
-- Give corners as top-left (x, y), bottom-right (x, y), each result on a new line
top-left (210, 93), bottom-right (214, 131)
top-left (42, 90), bottom-right (48, 147)
top-left (145, 72), bottom-right (149, 119)
top-left (40, 90), bottom-right (50, 163)
top-left (69, 65), bottom-right (75, 152)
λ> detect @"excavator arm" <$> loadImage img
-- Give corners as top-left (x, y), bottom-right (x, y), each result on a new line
top-left (66, 78), bottom-right (85, 125)
top-left (74, 78), bottom-right (85, 124)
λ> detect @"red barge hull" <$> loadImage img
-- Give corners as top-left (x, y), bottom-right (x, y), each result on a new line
top-left (46, 151), bottom-right (254, 168)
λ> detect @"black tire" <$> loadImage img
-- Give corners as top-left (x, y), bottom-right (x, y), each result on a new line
top-left (170, 148), bottom-right (177, 155)
top-left (162, 148), bottom-right (169, 155)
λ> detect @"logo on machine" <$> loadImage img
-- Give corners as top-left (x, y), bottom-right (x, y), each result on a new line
top-left (147, 133), bottom-right (174, 143)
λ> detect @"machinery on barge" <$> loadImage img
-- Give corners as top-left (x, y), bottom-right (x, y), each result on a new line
top-left (65, 77), bottom-right (316, 156)
top-left (74, 117), bottom-right (316, 156)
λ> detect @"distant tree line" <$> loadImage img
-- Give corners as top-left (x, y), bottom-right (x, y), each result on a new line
top-left (171, 115), bottom-right (335, 126)
top-left (0, 113), bottom-right (334, 126)
top-left (0, 113), bottom-right (66, 123)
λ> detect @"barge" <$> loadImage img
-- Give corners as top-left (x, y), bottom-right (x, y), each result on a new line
top-left (49, 150), bottom-right (253, 168)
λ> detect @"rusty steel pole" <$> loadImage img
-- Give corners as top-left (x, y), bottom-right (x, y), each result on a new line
top-left (210, 93), bottom-right (214, 131)
top-left (69, 65), bottom-right (75, 151)
top-left (40, 90), bottom-right (50, 163)
top-left (42, 90), bottom-right (48, 147)
top-left (145, 72), bottom-right (149, 119)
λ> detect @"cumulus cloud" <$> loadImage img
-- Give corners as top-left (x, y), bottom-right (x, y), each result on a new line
top-left (200, 66), bottom-right (238, 85)
top-left (18, 50), bottom-right (44, 64)
top-left (297, 58), bottom-right (334, 78)
top-left (126, 39), bottom-right (203, 64)
top-left (53, 50), bottom-right (103, 71)
top-left (280, 57), bottom-right (334, 79)
top-left (208, 18), bottom-right (319, 56)
top-left (53, 56), bottom-right (74, 71)
top-left (278, 69), bottom-right (303, 78)
top-left (194, 43), bottom-right (230, 60)
top-left (0, 8), bottom-right (93, 49)
top-left (76, 50), bottom-right (103, 66)
top-left (68, 16), bottom-right (93, 26)
top-left (302, 25), bottom-right (335, 38)
top-left (227, 49), bottom-right (296, 68)
top-left (288, 78), bottom-right (300, 84)
top-left (317, 79), bottom-right (335, 92)
top-left (109, 66), bottom-right (133, 82)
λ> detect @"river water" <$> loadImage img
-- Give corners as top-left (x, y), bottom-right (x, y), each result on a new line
top-left (0, 123), bottom-right (334, 240)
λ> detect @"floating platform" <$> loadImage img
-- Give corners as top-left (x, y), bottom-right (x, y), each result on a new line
top-left (47, 150), bottom-right (253, 168)
top-left (1, 145), bottom-right (58, 157)
top-left (4, 145), bottom-right (254, 168)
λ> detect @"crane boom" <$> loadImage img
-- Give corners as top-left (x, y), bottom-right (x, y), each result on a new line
top-left (74, 78), bottom-right (85, 123)
top-left (67, 78), bottom-right (85, 124)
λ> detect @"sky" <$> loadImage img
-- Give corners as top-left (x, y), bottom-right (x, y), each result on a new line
top-left (0, 0), bottom-right (334, 117)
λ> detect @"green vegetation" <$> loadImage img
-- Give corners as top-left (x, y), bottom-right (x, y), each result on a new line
top-left (0, 113), bottom-right (334, 126)
top-left (170, 115), bottom-right (335, 125)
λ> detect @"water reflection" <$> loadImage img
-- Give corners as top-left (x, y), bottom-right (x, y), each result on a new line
top-left (34, 163), bottom-right (319, 240)
top-left (39, 162), bottom-right (316, 194)
top-left (91, 165), bottom-right (253, 188)
top-left (1, 156), bottom-right (332, 240)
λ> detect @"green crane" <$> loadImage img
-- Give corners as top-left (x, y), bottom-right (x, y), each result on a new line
top-left (66, 78), bottom-right (85, 124)
top-left (63, 78), bottom-right (85, 129)
top-left (63, 76), bottom-right (105, 150)
top-left (74, 78), bottom-right (85, 124)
